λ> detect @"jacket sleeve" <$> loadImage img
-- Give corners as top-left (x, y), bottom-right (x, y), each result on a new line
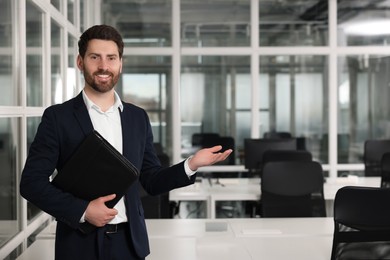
top-left (20, 106), bottom-right (89, 229)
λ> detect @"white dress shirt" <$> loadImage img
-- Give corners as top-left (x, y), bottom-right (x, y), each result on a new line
top-left (80, 90), bottom-right (196, 224)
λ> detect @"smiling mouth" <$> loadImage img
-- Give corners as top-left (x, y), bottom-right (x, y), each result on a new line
top-left (95, 73), bottom-right (112, 80)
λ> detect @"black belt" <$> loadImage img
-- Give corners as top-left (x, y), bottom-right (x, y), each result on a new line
top-left (105, 223), bottom-right (127, 234)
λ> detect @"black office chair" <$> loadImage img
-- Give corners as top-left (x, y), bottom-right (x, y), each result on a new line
top-left (364, 139), bottom-right (390, 177)
top-left (262, 150), bottom-right (312, 164)
top-left (381, 152), bottom-right (390, 188)
top-left (249, 150), bottom-right (314, 218)
top-left (214, 136), bottom-right (235, 165)
top-left (330, 186), bottom-right (390, 260)
top-left (139, 144), bottom-right (173, 219)
top-left (260, 161), bottom-right (326, 218)
top-left (263, 131), bottom-right (292, 139)
top-left (191, 133), bottom-right (221, 147)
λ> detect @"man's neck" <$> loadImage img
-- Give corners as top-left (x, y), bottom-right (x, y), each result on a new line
top-left (84, 86), bottom-right (115, 112)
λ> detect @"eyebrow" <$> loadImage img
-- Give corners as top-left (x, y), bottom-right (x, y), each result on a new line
top-left (88, 53), bottom-right (119, 58)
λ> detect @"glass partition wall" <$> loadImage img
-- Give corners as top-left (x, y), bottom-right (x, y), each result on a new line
top-left (102, 0), bottom-right (390, 178)
top-left (3, 0), bottom-right (390, 257)
top-left (0, 0), bottom-right (87, 259)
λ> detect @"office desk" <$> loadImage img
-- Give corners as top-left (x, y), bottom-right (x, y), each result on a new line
top-left (150, 218), bottom-right (334, 260)
top-left (170, 176), bottom-right (381, 218)
top-left (19, 218), bottom-right (334, 260)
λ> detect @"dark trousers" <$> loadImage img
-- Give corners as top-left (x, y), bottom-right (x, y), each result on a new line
top-left (55, 222), bottom-right (146, 260)
top-left (102, 224), bottom-right (145, 260)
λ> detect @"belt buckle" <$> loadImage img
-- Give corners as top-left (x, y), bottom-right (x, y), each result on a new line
top-left (106, 224), bottom-right (117, 234)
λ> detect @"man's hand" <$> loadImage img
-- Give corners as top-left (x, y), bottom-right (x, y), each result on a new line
top-left (84, 194), bottom-right (118, 227)
top-left (188, 145), bottom-right (233, 171)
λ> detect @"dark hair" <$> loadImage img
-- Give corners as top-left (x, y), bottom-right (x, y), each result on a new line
top-left (78, 24), bottom-right (124, 58)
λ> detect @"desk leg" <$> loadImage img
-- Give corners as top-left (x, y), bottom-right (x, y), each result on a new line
top-left (210, 197), bottom-right (215, 219)
top-left (325, 200), bottom-right (334, 217)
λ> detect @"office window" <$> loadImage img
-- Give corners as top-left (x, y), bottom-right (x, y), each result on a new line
top-left (102, 0), bottom-right (172, 47)
top-left (80, 0), bottom-right (86, 32)
top-left (259, 0), bottom-right (328, 46)
top-left (260, 55), bottom-right (328, 163)
top-left (181, 0), bottom-right (251, 47)
top-left (67, 0), bottom-right (75, 24)
top-left (181, 55), bottom-right (250, 163)
top-left (338, 55), bottom-right (390, 165)
top-left (67, 34), bottom-right (78, 100)
top-left (0, 118), bottom-right (20, 247)
top-left (26, 0), bottom-right (43, 107)
top-left (26, 117), bottom-right (42, 222)
top-left (337, 0), bottom-right (390, 46)
top-left (0, 0), bottom-right (12, 47)
top-left (51, 20), bottom-right (63, 104)
top-left (0, 0), bottom-right (84, 257)
top-left (120, 56), bottom-right (172, 155)
top-left (0, 0), bottom-right (17, 106)
top-left (51, 0), bottom-right (62, 11)
top-left (0, 56), bottom-right (14, 106)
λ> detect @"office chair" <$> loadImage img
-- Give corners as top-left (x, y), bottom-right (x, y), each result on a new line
top-left (364, 139), bottom-right (390, 177)
top-left (330, 186), bottom-right (390, 260)
top-left (191, 133), bottom-right (221, 147)
top-left (260, 161), bottom-right (326, 218)
top-left (381, 152), bottom-right (390, 188)
top-left (248, 150), bottom-right (314, 218)
top-left (262, 150), bottom-right (312, 164)
top-left (244, 138), bottom-right (297, 176)
top-left (214, 136), bottom-right (235, 165)
top-left (139, 144), bottom-right (173, 219)
top-left (263, 131), bottom-right (292, 139)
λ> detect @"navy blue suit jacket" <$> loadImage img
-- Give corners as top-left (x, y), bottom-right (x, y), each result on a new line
top-left (20, 92), bottom-right (196, 259)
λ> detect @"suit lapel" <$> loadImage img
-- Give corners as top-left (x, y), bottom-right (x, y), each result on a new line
top-left (72, 92), bottom-right (94, 136)
top-left (120, 105), bottom-right (132, 158)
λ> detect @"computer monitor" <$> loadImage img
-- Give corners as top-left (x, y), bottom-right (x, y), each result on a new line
top-left (244, 138), bottom-right (297, 172)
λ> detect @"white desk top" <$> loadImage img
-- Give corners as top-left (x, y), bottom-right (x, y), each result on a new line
top-left (170, 176), bottom-right (381, 202)
top-left (170, 176), bottom-right (381, 218)
top-left (25, 218), bottom-right (334, 260)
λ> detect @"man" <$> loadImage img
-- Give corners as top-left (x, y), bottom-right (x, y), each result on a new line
top-left (20, 24), bottom-right (232, 260)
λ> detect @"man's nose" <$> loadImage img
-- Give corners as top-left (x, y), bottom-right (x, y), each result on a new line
top-left (98, 59), bottom-right (109, 70)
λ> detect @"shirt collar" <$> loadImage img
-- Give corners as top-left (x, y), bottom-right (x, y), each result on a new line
top-left (82, 89), bottom-right (124, 113)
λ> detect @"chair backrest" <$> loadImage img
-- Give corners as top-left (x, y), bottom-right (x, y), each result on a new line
top-left (331, 186), bottom-right (390, 260)
top-left (364, 139), bottom-right (390, 176)
top-left (263, 131), bottom-right (292, 139)
top-left (381, 152), bottom-right (390, 188)
top-left (244, 138), bottom-right (297, 172)
top-left (192, 133), bottom-right (235, 165)
top-left (261, 161), bottom-right (325, 217)
top-left (262, 150), bottom-right (312, 165)
top-left (191, 133), bottom-right (220, 147)
top-left (140, 144), bottom-right (171, 219)
top-left (215, 136), bottom-right (235, 165)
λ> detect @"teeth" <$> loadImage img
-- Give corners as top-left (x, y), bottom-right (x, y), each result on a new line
top-left (97, 74), bottom-right (109, 78)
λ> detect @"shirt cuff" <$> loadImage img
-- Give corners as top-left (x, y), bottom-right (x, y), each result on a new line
top-left (79, 212), bottom-right (86, 223)
top-left (184, 156), bottom-right (197, 177)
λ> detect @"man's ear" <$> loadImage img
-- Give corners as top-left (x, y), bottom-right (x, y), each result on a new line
top-left (76, 55), bottom-right (83, 71)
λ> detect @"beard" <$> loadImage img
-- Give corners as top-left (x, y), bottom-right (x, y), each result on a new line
top-left (82, 66), bottom-right (120, 93)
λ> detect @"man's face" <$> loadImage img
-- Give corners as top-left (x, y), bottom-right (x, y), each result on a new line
top-left (77, 39), bottom-right (122, 93)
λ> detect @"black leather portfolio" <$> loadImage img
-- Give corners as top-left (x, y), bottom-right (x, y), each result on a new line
top-left (52, 130), bottom-right (139, 233)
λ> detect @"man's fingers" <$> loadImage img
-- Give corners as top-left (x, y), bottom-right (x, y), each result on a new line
top-left (100, 194), bottom-right (116, 202)
top-left (208, 145), bottom-right (223, 153)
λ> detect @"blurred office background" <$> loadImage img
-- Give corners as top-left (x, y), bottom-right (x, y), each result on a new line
top-left (2, 0), bottom-right (390, 258)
